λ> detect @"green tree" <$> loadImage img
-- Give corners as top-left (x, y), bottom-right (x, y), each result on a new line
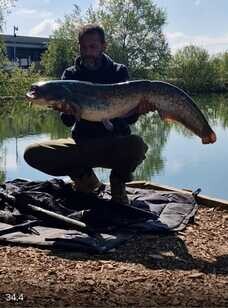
top-left (223, 52), bottom-right (228, 80)
top-left (86, 0), bottom-right (170, 78)
top-left (0, 0), bottom-right (17, 65)
top-left (169, 45), bottom-right (223, 93)
top-left (0, 35), bottom-right (6, 66)
top-left (42, 0), bottom-right (170, 79)
top-left (214, 52), bottom-right (228, 82)
top-left (0, 0), bottom-right (17, 30)
top-left (41, 5), bottom-right (81, 77)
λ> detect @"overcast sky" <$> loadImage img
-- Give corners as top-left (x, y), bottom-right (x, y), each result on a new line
top-left (1, 0), bottom-right (228, 54)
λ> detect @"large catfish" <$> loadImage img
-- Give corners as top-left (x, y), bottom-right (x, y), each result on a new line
top-left (26, 80), bottom-right (216, 144)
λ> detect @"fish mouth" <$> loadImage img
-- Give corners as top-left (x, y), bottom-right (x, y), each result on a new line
top-left (26, 90), bottom-right (38, 100)
top-left (202, 131), bottom-right (217, 144)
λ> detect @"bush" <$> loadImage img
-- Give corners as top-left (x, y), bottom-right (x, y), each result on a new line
top-left (0, 68), bottom-right (43, 97)
top-left (169, 45), bottom-right (224, 93)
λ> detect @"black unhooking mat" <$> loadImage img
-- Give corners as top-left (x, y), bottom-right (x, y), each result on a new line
top-left (0, 178), bottom-right (198, 253)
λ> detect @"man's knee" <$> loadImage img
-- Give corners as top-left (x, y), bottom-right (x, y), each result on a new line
top-left (24, 143), bottom-right (41, 167)
top-left (24, 143), bottom-right (61, 176)
top-left (127, 135), bottom-right (148, 161)
top-left (113, 135), bottom-right (148, 178)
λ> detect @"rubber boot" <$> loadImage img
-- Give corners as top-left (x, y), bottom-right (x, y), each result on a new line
top-left (110, 173), bottom-right (130, 205)
top-left (73, 170), bottom-right (105, 194)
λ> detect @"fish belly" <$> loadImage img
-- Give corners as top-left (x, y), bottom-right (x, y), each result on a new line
top-left (80, 95), bottom-right (140, 122)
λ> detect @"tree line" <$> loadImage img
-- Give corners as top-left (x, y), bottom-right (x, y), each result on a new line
top-left (40, 0), bottom-right (228, 93)
top-left (1, 0), bottom-right (228, 94)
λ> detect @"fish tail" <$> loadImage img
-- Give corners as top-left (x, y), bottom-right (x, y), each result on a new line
top-left (202, 131), bottom-right (217, 144)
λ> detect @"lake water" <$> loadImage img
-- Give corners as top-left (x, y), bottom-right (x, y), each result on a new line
top-left (0, 94), bottom-right (228, 200)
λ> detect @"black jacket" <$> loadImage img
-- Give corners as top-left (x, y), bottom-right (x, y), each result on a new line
top-left (61, 53), bottom-right (138, 142)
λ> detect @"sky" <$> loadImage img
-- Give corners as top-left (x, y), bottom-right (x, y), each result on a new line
top-left (1, 0), bottom-right (228, 55)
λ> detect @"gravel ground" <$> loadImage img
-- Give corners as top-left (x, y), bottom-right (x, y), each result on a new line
top-left (0, 206), bottom-right (227, 307)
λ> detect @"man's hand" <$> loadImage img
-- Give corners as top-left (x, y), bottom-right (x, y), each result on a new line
top-left (137, 97), bottom-right (156, 115)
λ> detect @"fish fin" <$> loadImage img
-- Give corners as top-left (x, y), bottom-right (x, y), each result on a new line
top-left (121, 102), bottom-right (156, 119)
top-left (164, 117), bottom-right (175, 124)
top-left (137, 98), bottom-right (157, 115)
top-left (158, 110), bottom-right (176, 123)
top-left (102, 119), bottom-right (114, 131)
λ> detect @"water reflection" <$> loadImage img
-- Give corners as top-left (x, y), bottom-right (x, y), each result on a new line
top-left (132, 114), bottom-right (170, 180)
top-left (0, 95), bottom-right (228, 199)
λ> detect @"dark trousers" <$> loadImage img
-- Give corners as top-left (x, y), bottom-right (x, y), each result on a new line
top-left (24, 135), bottom-right (148, 181)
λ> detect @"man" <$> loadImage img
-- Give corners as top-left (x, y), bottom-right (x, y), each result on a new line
top-left (24, 24), bottom-right (149, 205)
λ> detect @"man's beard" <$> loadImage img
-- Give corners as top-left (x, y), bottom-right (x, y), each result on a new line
top-left (81, 55), bottom-right (103, 71)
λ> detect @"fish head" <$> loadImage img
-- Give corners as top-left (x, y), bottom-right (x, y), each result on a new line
top-left (26, 81), bottom-right (71, 108)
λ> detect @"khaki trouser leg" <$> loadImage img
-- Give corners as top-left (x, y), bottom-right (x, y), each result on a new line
top-left (24, 135), bottom-right (148, 181)
top-left (24, 138), bottom-right (88, 179)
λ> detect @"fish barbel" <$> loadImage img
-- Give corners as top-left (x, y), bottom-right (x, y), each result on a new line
top-left (26, 80), bottom-right (216, 144)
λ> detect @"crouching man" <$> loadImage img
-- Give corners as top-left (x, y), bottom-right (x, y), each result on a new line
top-left (24, 24), bottom-right (149, 205)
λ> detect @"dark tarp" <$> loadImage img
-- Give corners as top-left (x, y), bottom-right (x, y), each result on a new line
top-left (0, 178), bottom-right (198, 253)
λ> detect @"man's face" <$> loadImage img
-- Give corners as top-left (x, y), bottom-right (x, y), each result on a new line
top-left (79, 32), bottom-right (106, 70)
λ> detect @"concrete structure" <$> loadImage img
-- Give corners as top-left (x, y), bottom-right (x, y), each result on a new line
top-left (0, 34), bottom-right (49, 68)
